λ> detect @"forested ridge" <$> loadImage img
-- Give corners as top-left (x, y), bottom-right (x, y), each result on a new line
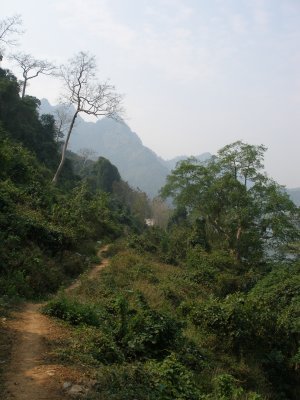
top-left (1, 18), bottom-right (300, 400)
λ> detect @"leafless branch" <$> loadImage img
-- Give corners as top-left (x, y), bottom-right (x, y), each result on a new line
top-left (53, 104), bottom-right (74, 142)
top-left (0, 15), bottom-right (23, 57)
top-left (9, 52), bottom-right (56, 98)
top-left (52, 51), bottom-right (123, 183)
top-left (78, 148), bottom-right (98, 167)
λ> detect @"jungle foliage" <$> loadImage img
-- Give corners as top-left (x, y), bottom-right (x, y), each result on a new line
top-left (44, 244), bottom-right (300, 399)
top-left (44, 140), bottom-right (300, 399)
top-left (0, 67), bottom-right (146, 298)
top-left (161, 141), bottom-right (299, 262)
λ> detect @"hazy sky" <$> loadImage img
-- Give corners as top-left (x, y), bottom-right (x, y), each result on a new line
top-left (1, 0), bottom-right (300, 187)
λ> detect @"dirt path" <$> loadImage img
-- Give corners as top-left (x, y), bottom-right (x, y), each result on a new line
top-left (3, 245), bottom-right (110, 400)
top-left (66, 244), bottom-right (109, 292)
top-left (3, 303), bottom-right (66, 400)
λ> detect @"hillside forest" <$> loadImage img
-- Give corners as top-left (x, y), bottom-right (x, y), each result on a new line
top-left (1, 14), bottom-right (300, 400)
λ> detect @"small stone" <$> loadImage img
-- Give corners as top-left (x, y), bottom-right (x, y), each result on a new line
top-left (62, 381), bottom-right (72, 390)
top-left (68, 384), bottom-right (87, 397)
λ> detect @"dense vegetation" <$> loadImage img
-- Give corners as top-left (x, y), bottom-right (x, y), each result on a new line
top-left (43, 142), bottom-right (299, 398)
top-left (44, 238), bottom-right (300, 399)
top-left (0, 67), bottom-right (147, 298)
top-left (0, 59), bottom-right (300, 400)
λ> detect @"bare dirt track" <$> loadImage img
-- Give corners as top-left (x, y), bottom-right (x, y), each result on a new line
top-left (3, 303), bottom-right (67, 400)
top-left (2, 245), bottom-right (109, 400)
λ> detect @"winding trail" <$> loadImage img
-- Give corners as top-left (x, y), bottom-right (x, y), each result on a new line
top-left (3, 245), bottom-right (110, 400)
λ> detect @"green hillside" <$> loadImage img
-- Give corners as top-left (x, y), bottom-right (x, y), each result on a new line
top-left (0, 68), bottom-right (148, 298)
top-left (44, 236), bottom-right (300, 400)
top-left (1, 64), bottom-right (300, 400)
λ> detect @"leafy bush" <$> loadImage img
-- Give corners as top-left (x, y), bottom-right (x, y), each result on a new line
top-left (212, 374), bottom-right (244, 399)
top-left (90, 363), bottom-right (157, 400)
top-left (87, 356), bottom-right (202, 400)
top-left (0, 270), bottom-right (31, 298)
top-left (191, 294), bottom-right (255, 355)
top-left (43, 297), bottom-right (101, 326)
top-left (121, 307), bottom-right (183, 359)
top-left (60, 326), bottom-right (124, 366)
top-left (127, 227), bottom-right (167, 254)
top-left (176, 337), bottom-right (207, 371)
top-left (147, 353), bottom-right (202, 400)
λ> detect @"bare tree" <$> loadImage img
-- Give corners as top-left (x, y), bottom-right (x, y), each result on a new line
top-left (0, 15), bottom-right (23, 59)
top-left (53, 104), bottom-right (74, 142)
top-left (52, 51), bottom-right (123, 184)
top-left (151, 197), bottom-right (171, 229)
top-left (78, 148), bottom-right (98, 167)
top-left (9, 52), bottom-right (56, 98)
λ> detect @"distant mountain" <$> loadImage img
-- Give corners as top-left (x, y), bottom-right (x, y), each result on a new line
top-left (40, 99), bottom-right (212, 197)
top-left (41, 100), bottom-right (300, 202)
top-left (164, 153), bottom-right (211, 171)
top-left (39, 99), bottom-right (170, 197)
top-left (286, 188), bottom-right (300, 206)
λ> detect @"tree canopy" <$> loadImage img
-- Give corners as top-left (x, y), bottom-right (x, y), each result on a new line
top-left (161, 141), bottom-right (299, 261)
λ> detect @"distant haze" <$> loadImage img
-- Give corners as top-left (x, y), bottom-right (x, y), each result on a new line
top-left (1, 0), bottom-right (300, 187)
top-left (40, 99), bottom-right (212, 197)
top-left (39, 99), bottom-right (300, 204)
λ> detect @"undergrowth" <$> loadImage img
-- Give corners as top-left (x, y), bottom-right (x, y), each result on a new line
top-left (43, 247), bottom-right (278, 399)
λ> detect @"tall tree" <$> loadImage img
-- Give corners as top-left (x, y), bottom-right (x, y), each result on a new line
top-left (161, 141), bottom-right (299, 261)
top-left (217, 140), bottom-right (267, 186)
top-left (9, 52), bottom-right (56, 98)
top-left (52, 51), bottom-right (123, 184)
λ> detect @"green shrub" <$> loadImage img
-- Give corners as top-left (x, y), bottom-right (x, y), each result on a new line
top-left (119, 302), bottom-right (183, 359)
top-left (0, 270), bottom-right (31, 298)
top-left (60, 326), bottom-right (124, 366)
top-left (43, 297), bottom-right (101, 326)
top-left (213, 373), bottom-right (244, 399)
top-left (88, 357), bottom-right (202, 400)
top-left (176, 337), bottom-right (207, 371)
top-left (90, 363), bottom-right (157, 400)
top-left (147, 353), bottom-right (203, 400)
top-left (191, 294), bottom-right (254, 355)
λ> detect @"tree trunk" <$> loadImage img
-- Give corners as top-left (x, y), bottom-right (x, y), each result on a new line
top-left (52, 111), bottom-right (78, 184)
top-left (21, 79), bottom-right (27, 99)
top-left (235, 226), bottom-right (242, 261)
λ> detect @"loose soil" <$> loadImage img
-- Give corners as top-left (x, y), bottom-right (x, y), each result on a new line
top-left (2, 246), bottom-right (109, 400)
